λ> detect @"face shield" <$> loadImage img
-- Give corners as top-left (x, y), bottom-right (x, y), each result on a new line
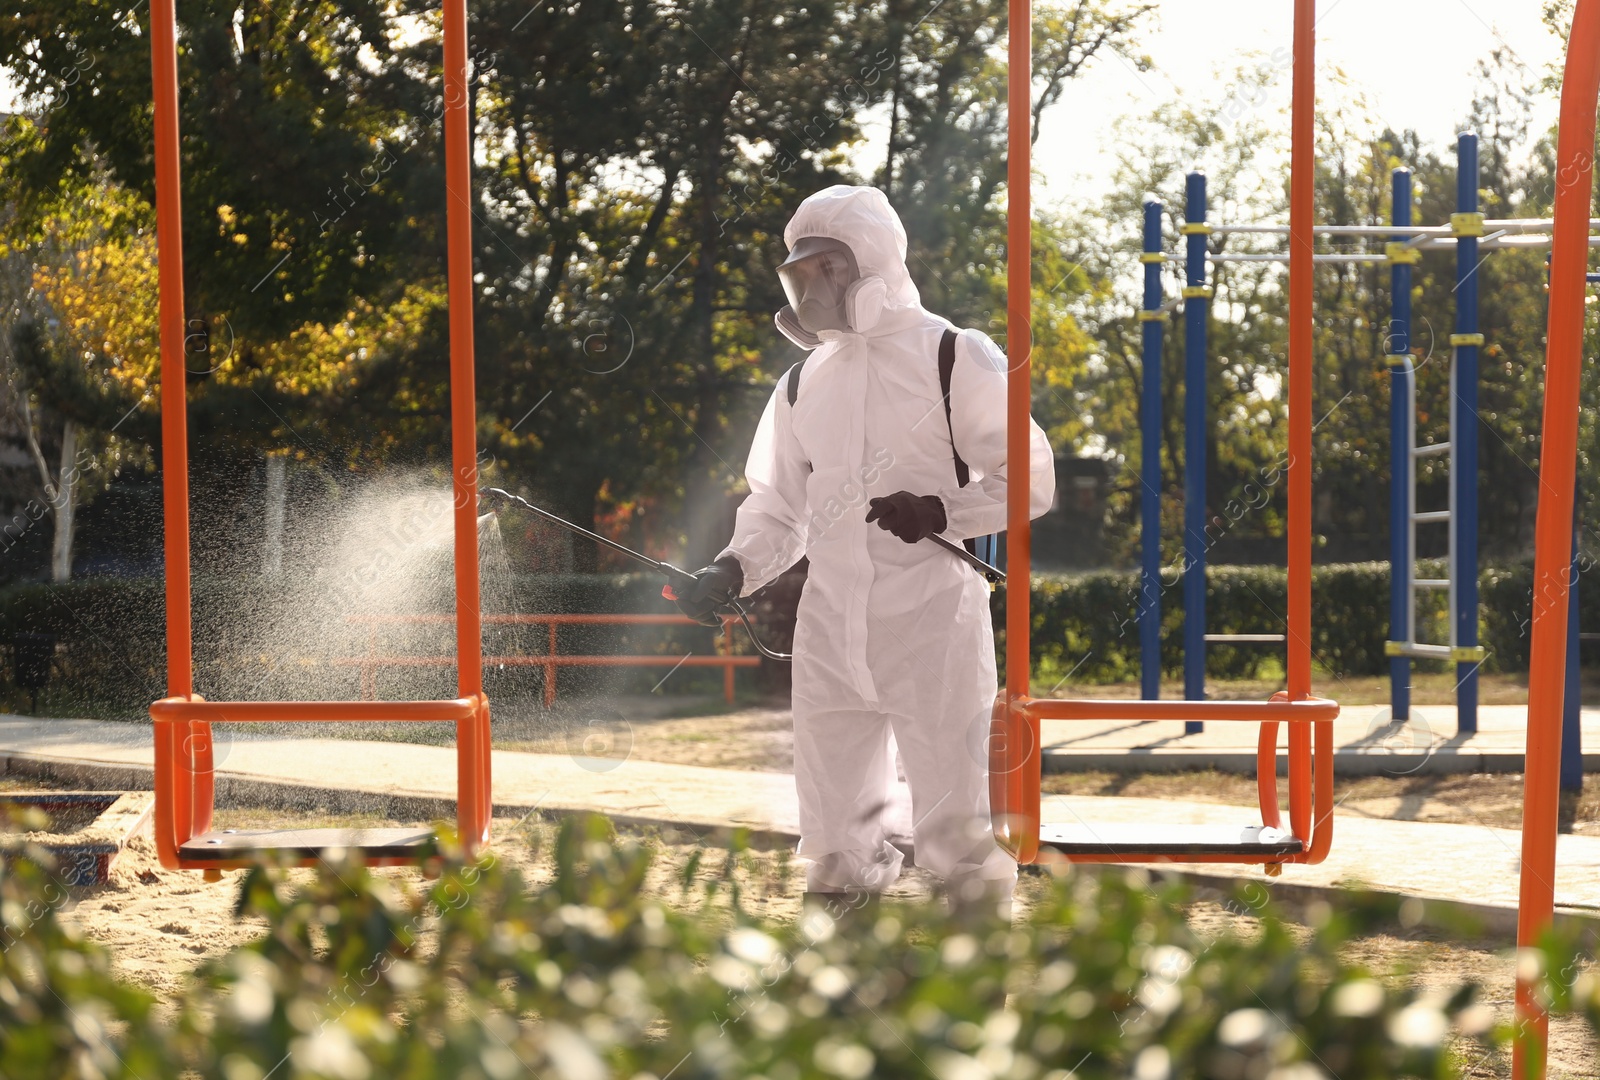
top-left (777, 236), bottom-right (860, 334)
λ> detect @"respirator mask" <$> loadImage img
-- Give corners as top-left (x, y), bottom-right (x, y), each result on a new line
top-left (774, 235), bottom-right (888, 349)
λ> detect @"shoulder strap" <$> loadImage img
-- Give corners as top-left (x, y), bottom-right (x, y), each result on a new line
top-left (939, 329), bottom-right (970, 488)
top-left (785, 358), bottom-right (807, 406)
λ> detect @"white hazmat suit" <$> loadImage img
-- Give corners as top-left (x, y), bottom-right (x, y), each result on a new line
top-left (718, 185), bottom-right (1055, 899)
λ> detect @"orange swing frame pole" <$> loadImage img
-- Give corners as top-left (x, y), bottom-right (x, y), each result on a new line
top-left (1285, 0), bottom-right (1333, 864)
top-left (149, 0), bottom-right (209, 868)
top-left (1000, 0), bottom-right (1038, 864)
top-left (1514, 3), bottom-right (1600, 1075)
top-left (994, 0), bottom-right (1333, 865)
top-left (442, 0), bottom-right (493, 853)
top-left (146, 0), bottom-right (490, 868)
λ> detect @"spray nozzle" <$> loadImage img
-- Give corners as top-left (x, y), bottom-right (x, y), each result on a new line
top-left (479, 488), bottom-right (515, 516)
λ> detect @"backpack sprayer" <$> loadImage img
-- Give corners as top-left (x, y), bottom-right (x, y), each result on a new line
top-left (480, 487), bottom-right (1005, 664)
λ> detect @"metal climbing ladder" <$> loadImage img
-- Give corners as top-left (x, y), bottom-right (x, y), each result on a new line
top-left (1384, 355), bottom-right (1482, 668)
top-left (1384, 157), bottom-right (1486, 733)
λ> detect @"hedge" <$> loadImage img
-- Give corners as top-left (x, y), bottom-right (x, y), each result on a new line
top-left (1016, 559), bottom-right (1595, 685)
top-left (0, 560), bottom-right (1583, 718)
top-left (0, 574), bottom-right (744, 718)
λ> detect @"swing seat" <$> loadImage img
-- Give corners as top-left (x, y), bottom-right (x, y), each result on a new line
top-left (1037, 822), bottom-right (1303, 861)
top-left (150, 696), bottom-right (491, 870)
top-left (990, 695), bottom-right (1337, 866)
top-left (179, 827), bottom-right (435, 866)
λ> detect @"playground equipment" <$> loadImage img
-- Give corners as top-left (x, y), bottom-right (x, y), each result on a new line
top-left (145, 0), bottom-right (491, 869)
top-left (1138, 137), bottom-right (1592, 754)
top-left (1381, 142), bottom-right (1590, 740)
top-left (1001, 0), bottom-right (1588, 1070)
top-left (989, 0), bottom-right (1337, 869)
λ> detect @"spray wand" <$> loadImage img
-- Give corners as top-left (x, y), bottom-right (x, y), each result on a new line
top-left (482, 488), bottom-right (1007, 660)
top-left (481, 488), bottom-right (794, 661)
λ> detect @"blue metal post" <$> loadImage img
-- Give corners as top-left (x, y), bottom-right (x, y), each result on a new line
top-left (1388, 168), bottom-right (1413, 722)
top-left (1563, 491), bottom-right (1584, 791)
top-left (974, 534), bottom-right (998, 568)
top-left (1454, 133), bottom-right (1481, 735)
top-left (1182, 172), bottom-right (1209, 730)
top-left (1139, 200), bottom-right (1165, 701)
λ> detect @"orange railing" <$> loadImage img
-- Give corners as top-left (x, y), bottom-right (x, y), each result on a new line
top-left (146, 0), bottom-right (491, 869)
top-left (991, 0), bottom-right (1337, 869)
top-left (340, 614), bottom-right (760, 706)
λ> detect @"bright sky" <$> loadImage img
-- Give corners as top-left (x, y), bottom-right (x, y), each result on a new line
top-left (1033, 0), bottom-right (1566, 209)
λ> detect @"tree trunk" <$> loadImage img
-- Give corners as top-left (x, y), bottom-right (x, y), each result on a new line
top-left (263, 453), bottom-right (287, 577)
top-left (50, 420), bottom-right (77, 583)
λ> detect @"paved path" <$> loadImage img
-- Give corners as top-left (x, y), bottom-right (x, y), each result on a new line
top-left (1040, 703), bottom-right (1600, 774)
top-left (1, 714), bottom-right (1596, 929)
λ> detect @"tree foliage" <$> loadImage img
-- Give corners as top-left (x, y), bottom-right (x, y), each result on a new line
top-left (1, 2), bottom-right (1582, 587)
top-left (0, 0), bottom-right (1147, 579)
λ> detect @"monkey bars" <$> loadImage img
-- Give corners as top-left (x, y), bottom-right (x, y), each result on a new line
top-left (992, 0), bottom-right (1336, 870)
top-left (146, 0), bottom-right (490, 870)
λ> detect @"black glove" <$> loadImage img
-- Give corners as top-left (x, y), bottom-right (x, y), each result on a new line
top-left (672, 556), bottom-right (744, 626)
top-left (865, 491), bottom-right (947, 544)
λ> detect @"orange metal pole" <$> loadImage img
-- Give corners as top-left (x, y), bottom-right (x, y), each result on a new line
top-left (442, 2), bottom-right (482, 698)
top-left (1515, 3), bottom-right (1600, 1073)
top-left (151, 719), bottom-right (180, 866)
top-left (456, 712), bottom-right (481, 848)
top-left (546, 623), bottom-right (558, 707)
top-left (442, 0), bottom-right (489, 852)
top-left (187, 720), bottom-right (214, 836)
top-left (478, 695), bottom-right (493, 832)
top-left (150, 0), bottom-right (191, 702)
top-left (1286, 0), bottom-right (1317, 847)
top-left (1305, 716), bottom-right (1334, 863)
top-left (148, 0), bottom-right (198, 869)
top-left (1002, 0), bottom-right (1038, 864)
top-left (1257, 703), bottom-right (1282, 831)
top-left (1287, 3), bottom-right (1315, 700)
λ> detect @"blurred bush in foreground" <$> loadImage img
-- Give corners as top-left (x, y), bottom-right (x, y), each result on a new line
top-left (2, 813), bottom-right (1596, 1078)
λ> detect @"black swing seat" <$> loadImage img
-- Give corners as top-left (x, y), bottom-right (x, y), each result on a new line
top-left (1038, 822), bottom-right (1303, 859)
top-left (179, 827), bottom-right (435, 863)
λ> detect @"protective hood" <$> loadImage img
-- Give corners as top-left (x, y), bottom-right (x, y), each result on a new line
top-left (782, 185), bottom-right (921, 315)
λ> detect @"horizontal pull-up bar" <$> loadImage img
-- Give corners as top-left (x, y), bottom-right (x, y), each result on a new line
top-left (1211, 217), bottom-right (1600, 237)
top-left (1163, 234), bottom-right (1600, 265)
top-left (1215, 223), bottom-right (1452, 237)
top-left (1171, 253), bottom-right (1389, 264)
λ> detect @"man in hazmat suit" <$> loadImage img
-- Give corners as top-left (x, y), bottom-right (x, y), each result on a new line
top-left (673, 185), bottom-right (1055, 913)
